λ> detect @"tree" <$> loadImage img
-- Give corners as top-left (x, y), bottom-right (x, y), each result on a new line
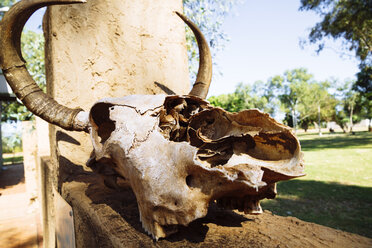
top-left (298, 81), bottom-right (336, 134)
top-left (353, 65), bottom-right (372, 130)
top-left (183, 0), bottom-right (244, 78)
top-left (299, 0), bottom-right (371, 62)
top-left (208, 82), bottom-right (273, 113)
top-left (353, 65), bottom-right (372, 98)
top-left (274, 68), bottom-right (336, 134)
top-left (251, 78), bottom-right (282, 116)
top-left (0, 0), bottom-right (14, 17)
top-left (332, 108), bottom-right (348, 133)
top-left (208, 83), bottom-right (256, 112)
top-left (299, 0), bottom-right (372, 103)
top-left (2, 132), bottom-right (22, 154)
top-left (275, 68), bottom-right (314, 132)
top-left (332, 80), bottom-right (364, 133)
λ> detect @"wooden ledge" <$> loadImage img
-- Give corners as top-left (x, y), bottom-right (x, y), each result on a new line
top-left (61, 175), bottom-right (372, 248)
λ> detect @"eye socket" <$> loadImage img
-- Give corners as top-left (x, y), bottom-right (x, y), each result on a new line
top-left (186, 175), bottom-right (194, 188)
top-left (91, 103), bottom-right (116, 143)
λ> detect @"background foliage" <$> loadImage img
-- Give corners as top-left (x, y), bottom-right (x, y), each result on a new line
top-left (183, 0), bottom-right (244, 79)
top-left (299, 0), bottom-right (371, 105)
top-left (299, 0), bottom-right (371, 61)
top-left (208, 67), bottom-right (370, 133)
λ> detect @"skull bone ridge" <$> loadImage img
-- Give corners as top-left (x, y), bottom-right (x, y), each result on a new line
top-left (87, 94), bottom-right (305, 239)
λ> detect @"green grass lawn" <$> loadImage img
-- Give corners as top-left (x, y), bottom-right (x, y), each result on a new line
top-left (261, 131), bottom-right (372, 238)
top-left (3, 155), bottom-right (23, 165)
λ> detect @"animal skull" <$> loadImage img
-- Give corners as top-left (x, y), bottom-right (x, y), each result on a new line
top-left (0, 0), bottom-right (304, 240)
top-left (87, 94), bottom-right (304, 239)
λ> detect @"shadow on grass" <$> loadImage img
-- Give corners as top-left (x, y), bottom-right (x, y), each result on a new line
top-left (299, 132), bottom-right (372, 151)
top-left (261, 179), bottom-right (372, 238)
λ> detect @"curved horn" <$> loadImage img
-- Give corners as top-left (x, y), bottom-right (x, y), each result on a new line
top-left (0, 0), bottom-right (88, 131)
top-left (176, 12), bottom-right (212, 99)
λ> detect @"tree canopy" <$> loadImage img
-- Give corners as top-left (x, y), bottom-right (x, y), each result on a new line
top-left (0, 0), bottom-right (13, 15)
top-left (209, 82), bottom-right (273, 113)
top-left (299, 0), bottom-right (371, 62)
top-left (299, 0), bottom-right (372, 102)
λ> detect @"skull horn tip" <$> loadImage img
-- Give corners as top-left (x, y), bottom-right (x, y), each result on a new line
top-left (175, 11), bottom-right (212, 99)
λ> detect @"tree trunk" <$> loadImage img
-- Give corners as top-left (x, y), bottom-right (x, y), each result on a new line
top-left (318, 105), bottom-right (322, 136)
top-left (348, 105), bottom-right (353, 133)
top-left (292, 109), bottom-right (297, 133)
top-left (348, 98), bottom-right (355, 133)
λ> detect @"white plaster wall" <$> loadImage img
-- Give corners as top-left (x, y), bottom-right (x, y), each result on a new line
top-left (44, 0), bottom-right (189, 169)
top-left (22, 121), bottom-right (38, 203)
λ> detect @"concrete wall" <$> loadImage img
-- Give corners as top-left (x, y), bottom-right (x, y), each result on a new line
top-left (42, 0), bottom-right (188, 246)
top-left (44, 0), bottom-right (188, 178)
top-left (22, 118), bottom-right (50, 205)
top-left (22, 118), bottom-right (51, 246)
top-left (22, 121), bottom-right (38, 204)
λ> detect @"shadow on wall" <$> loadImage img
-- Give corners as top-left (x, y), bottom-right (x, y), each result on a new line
top-left (261, 179), bottom-right (372, 238)
top-left (154, 81), bottom-right (176, 95)
top-left (56, 130), bottom-right (95, 190)
top-left (1, 231), bottom-right (41, 248)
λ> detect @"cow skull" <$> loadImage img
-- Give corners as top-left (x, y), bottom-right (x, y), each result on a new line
top-left (0, 0), bottom-right (304, 240)
top-left (87, 94), bottom-right (304, 239)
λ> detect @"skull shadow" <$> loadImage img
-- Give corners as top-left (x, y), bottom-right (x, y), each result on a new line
top-left (85, 180), bottom-right (251, 243)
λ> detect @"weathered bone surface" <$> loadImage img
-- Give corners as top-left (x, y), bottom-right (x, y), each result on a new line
top-left (87, 94), bottom-right (305, 239)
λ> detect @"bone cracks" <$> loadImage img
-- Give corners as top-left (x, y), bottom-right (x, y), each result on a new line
top-left (87, 94), bottom-right (305, 240)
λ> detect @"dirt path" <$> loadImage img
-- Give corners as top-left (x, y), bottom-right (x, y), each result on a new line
top-left (0, 164), bottom-right (43, 248)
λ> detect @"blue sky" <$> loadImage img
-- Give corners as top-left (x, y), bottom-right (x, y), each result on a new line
top-left (210, 0), bottom-right (359, 97)
top-left (24, 1), bottom-right (359, 98)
